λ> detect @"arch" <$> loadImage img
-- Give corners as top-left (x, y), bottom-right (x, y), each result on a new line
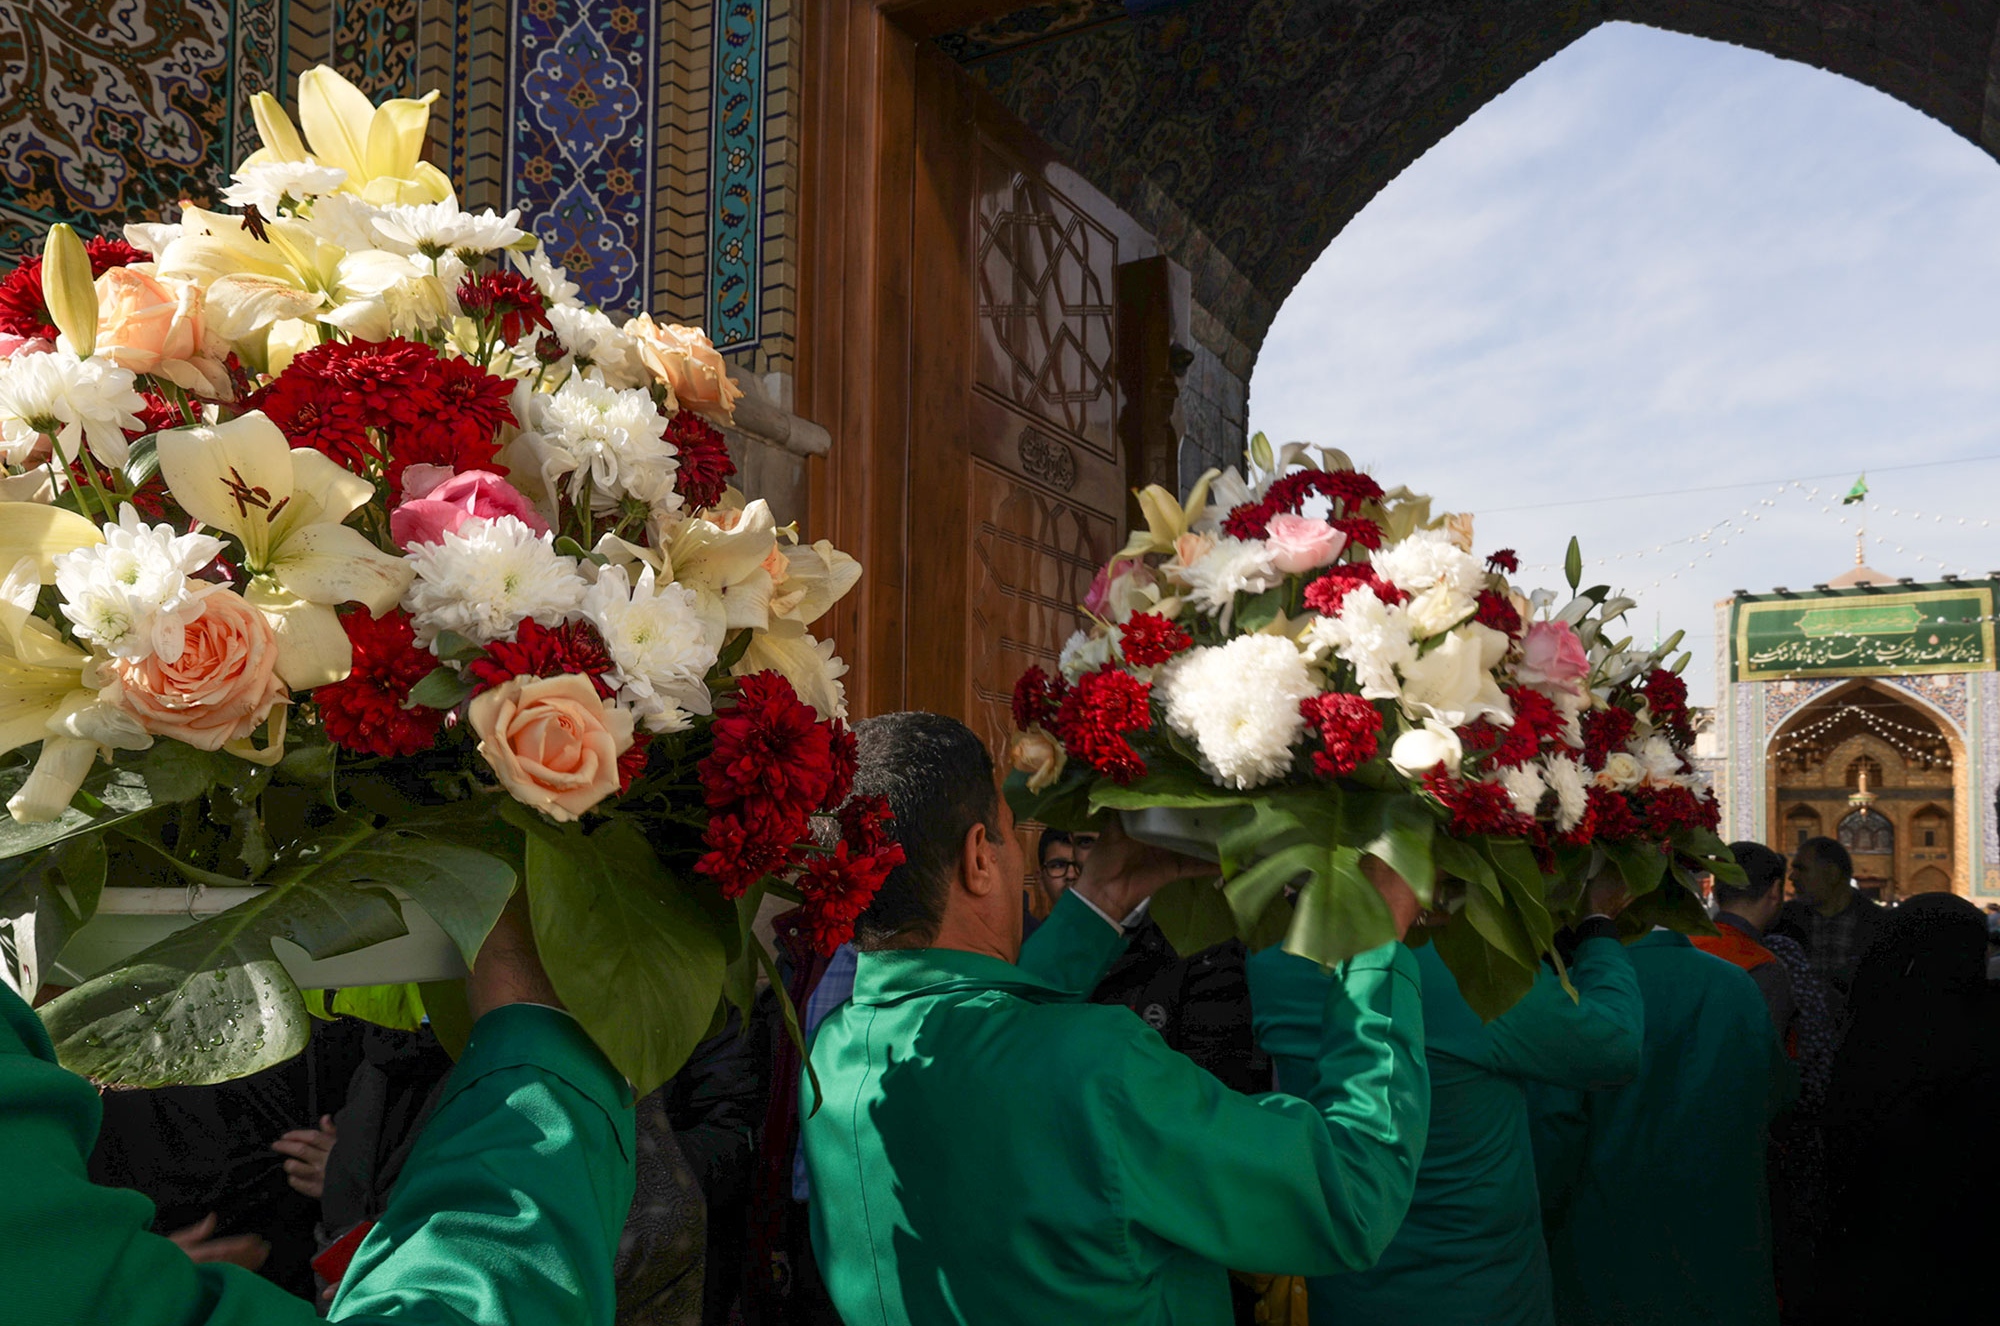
top-left (1845, 755), bottom-right (1885, 791)
top-left (1839, 806), bottom-right (1895, 856)
top-left (1908, 864), bottom-right (1953, 894)
top-left (1912, 802), bottom-right (1953, 850)
top-left (957, 5), bottom-right (2000, 354)
top-left (1784, 804), bottom-right (1823, 851)
top-left (1764, 678), bottom-right (1958, 768)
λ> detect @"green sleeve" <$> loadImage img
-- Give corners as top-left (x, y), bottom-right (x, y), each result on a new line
top-left (1526, 1081), bottom-right (1590, 1228)
top-left (330, 1004), bottom-right (638, 1325)
top-left (1483, 936), bottom-right (1643, 1090)
top-left (1110, 943), bottom-right (1429, 1276)
top-left (1015, 889), bottom-right (1126, 995)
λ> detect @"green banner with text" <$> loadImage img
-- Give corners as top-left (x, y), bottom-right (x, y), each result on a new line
top-left (1732, 582), bottom-right (1997, 681)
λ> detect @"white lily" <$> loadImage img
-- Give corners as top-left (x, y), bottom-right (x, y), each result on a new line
top-left (768, 540), bottom-right (861, 626)
top-left (736, 619), bottom-right (849, 721)
top-left (1121, 470), bottom-right (1218, 558)
top-left (0, 504), bottom-right (104, 582)
top-left (155, 412), bottom-right (413, 688)
top-left (0, 602), bottom-right (151, 823)
top-left (153, 205), bottom-right (337, 343)
top-left (247, 68), bottom-right (452, 206)
top-left (664, 499), bottom-right (780, 640)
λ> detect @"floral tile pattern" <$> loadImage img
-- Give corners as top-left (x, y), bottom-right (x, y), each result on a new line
top-left (707, 0), bottom-right (765, 348)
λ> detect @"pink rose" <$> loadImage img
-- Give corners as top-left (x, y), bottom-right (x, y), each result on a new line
top-left (106, 589), bottom-right (289, 749)
top-left (1517, 620), bottom-right (1590, 696)
top-left (470, 673), bottom-right (636, 822)
top-left (0, 334), bottom-right (49, 361)
top-left (93, 267), bottom-right (231, 396)
top-left (1264, 513), bottom-right (1347, 574)
top-left (1083, 561), bottom-right (1157, 621)
top-left (391, 470), bottom-right (550, 548)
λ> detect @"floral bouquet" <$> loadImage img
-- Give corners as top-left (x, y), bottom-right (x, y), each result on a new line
top-left (1006, 437), bottom-right (1739, 1017)
top-left (0, 66), bottom-right (899, 1094)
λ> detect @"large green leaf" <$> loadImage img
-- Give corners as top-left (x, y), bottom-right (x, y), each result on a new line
top-left (0, 764), bottom-right (156, 862)
top-left (1433, 906), bottom-right (1537, 1021)
top-left (521, 817), bottom-right (729, 1097)
top-left (1339, 790), bottom-right (1437, 906)
top-left (1462, 871), bottom-right (1539, 974)
top-left (1149, 874), bottom-right (1236, 957)
top-left (1003, 766), bottom-right (1101, 833)
top-left (328, 982), bottom-right (426, 1031)
top-left (0, 834), bottom-right (106, 1000)
top-left (330, 829), bottom-right (516, 968)
top-left (1283, 846), bottom-right (1398, 968)
top-left (1602, 838), bottom-right (1668, 900)
top-left (1088, 761), bottom-right (1254, 812)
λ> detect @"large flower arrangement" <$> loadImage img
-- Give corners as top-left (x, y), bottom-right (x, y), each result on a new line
top-left (1007, 438), bottom-right (1739, 1017)
top-left (0, 67), bottom-right (898, 1094)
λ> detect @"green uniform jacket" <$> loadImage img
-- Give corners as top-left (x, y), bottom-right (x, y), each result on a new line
top-left (1528, 930), bottom-right (1797, 1326)
top-left (802, 890), bottom-right (1430, 1326)
top-left (1255, 935), bottom-right (1642, 1326)
top-left (0, 984), bottom-right (636, 1326)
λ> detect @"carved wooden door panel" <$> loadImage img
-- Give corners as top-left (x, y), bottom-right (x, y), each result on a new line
top-left (903, 48), bottom-right (1138, 757)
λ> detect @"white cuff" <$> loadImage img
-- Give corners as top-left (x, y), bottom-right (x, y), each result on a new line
top-left (1072, 889), bottom-right (1150, 933)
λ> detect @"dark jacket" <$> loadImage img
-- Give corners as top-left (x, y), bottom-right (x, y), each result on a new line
top-left (1088, 919), bottom-right (1269, 1095)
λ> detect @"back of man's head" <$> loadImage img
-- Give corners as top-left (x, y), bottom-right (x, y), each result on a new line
top-left (1721, 841), bottom-right (1786, 911)
top-left (851, 712), bottom-right (999, 950)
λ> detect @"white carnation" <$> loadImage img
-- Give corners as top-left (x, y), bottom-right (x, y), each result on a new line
top-left (1498, 763), bottom-right (1548, 818)
top-left (1544, 755), bottom-right (1590, 832)
top-left (374, 198), bottom-right (527, 257)
top-left (1636, 734), bottom-right (1687, 787)
top-left (1178, 536), bottom-right (1282, 616)
top-left (0, 349), bottom-right (145, 467)
top-left (545, 306), bottom-right (646, 389)
top-left (1304, 587), bottom-right (1416, 699)
top-left (401, 515), bottom-right (587, 646)
top-left (221, 160), bottom-right (349, 212)
top-left (53, 505), bottom-right (222, 661)
top-left (1371, 529), bottom-right (1485, 627)
top-left (580, 562), bottom-right (720, 732)
top-left (1160, 635), bottom-right (1316, 790)
top-left (531, 370), bottom-right (681, 513)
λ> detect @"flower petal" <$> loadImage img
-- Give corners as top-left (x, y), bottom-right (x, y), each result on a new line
top-left (273, 521), bottom-right (414, 615)
top-left (364, 93), bottom-right (437, 185)
top-left (286, 447), bottom-right (377, 528)
top-left (0, 504), bottom-right (102, 582)
top-left (298, 65), bottom-right (377, 181)
top-left (251, 91), bottom-right (310, 163)
top-left (155, 412), bottom-right (295, 564)
top-left (5, 733), bottom-right (98, 823)
top-left (244, 577), bottom-right (352, 690)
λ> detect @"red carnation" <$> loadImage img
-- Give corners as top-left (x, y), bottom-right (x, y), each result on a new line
top-left (617, 729), bottom-right (653, 794)
top-left (1263, 468), bottom-right (1384, 516)
top-left (1119, 612), bottom-right (1192, 668)
top-left (1580, 706), bottom-right (1637, 771)
top-left (468, 619), bottom-right (619, 699)
top-left (1300, 693), bottom-right (1383, 778)
top-left (1422, 767), bottom-right (1535, 837)
top-left (1473, 589), bottom-right (1523, 637)
top-left (1050, 666), bottom-right (1152, 784)
top-left (1584, 786), bottom-right (1641, 840)
top-left (1011, 665), bottom-right (1066, 731)
top-left (457, 270), bottom-right (551, 344)
top-left (666, 409), bottom-right (736, 511)
top-left (1458, 716), bottom-right (1539, 771)
top-left (313, 609), bottom-right (449, 758)
top-left (1222, 500), bottom-right (1274, 540)
top-left (796, 795), bottom-right (906, 954)
top-left (1303, 564), bottom-right (1406, 616)
top-left (1638, 784), bottom-right (1706, 838)
top-left (1504, 686), bottom-right (1566, 749)
top-left (1485, 549), bottom-right (1520, 574)
top-left (824, 721), bottom-right (859, 810)
top-left (0, 237), bottom-right (145, 341)
top-left (1331, 517), bottom-right (1384, 551)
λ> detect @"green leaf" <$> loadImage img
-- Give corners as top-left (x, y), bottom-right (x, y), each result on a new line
top-left (1433, 834), bottom-right (1499, 902)
top-left (1249, 430), bottom-right (1275, 474)
top-left (1087, 762), bottom-right (1253, 812)
top-left (1234, 585), bottom-right (1288, 633)
top-left (1462, 871), bottom-right (1540, 974)
top-left (40, 823), bottom-right (418, 1086)
top-left (1340, 789), bottom-right (1436, 907)
top-left (1433, 907), bottom-right (1537, 1021)
top-left (1003, 765), bottom-right (1102, 834)
top-left (122, 435), bottom-right (161, 492)
top-left (417, 979), bottom-right (473, 1059)
top-left (408, 666), bottom-right (475, 710)
top-left (0, 763), bottom-right (157, 862)
top-left (327, 983), bottom-right (426, 1031)
top-left (1149, 874), bottom-right (1234, 957)
top-left (429, 630), bottom-right (487, 664)
top-left (1564, 537), bottom-right (1582, 593)
top-left (1602, 838), bottom-right (1668, 900)
top-left (714, 628), bottom-right (754, 675)
top-left (323, 830), bottom-right (516, 968)
top-left (1621, 874), bottom-right (1718, 939)
top-left (521, 817), bottom-right (729, 1097)
top-left (274, 743), bottom-right (335, 790)
top-left (1283, 846), bottom-right (1398, 967)
top-left (754, 939), bottom-right (820, 1114)
top-left (1485, 835), bottom-right (1558, 957)
top-left (136, 743), bottom-right (232, 804)
top-left (0, 833), bottom-right (106, 999)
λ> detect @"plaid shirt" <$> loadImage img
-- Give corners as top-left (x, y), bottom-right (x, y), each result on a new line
top-left (1779, 889), bottom-right (1884, 995)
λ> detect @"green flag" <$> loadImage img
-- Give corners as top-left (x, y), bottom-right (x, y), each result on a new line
top-left (1842, 473), bottom-right (1868, 505)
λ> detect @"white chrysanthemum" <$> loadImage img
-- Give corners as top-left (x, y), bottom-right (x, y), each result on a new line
top-left (1636, 734), bottom-right (1686, 787)
top-left (545, 306), bottom-right (646, 389)
top-left (53, 505), bottom-right (223, 661)
top-left (511, 244), bottom-right (582, 309)
top-left (1178, 536), bottom-right (1282, 615)
top-left (533, 370), bottom-right (680, 512)
top-left (325, 250), bottom-right (464, 340)
top-left (0, 349), bottom-right (145, 466)
top-left (374, 198), bottom-right (527, 257)
top-left (1372, 528), bottom-right (1484, 635)
top-left (221, 160), bottom-right (349, 212)
top-left (292, 192), bottom-right (385, 253)
top-left (1544, 755), bottom-right (1590, 832)
top-left (580, 562), bottom-right (719, 732)
top-left (401, 515), bottom-right (588, 646)
top-left (1160, 635), bottom-right (1316, 790)
top-left (1058, 628), bottom-right (1114, 683)
top-left (1498, 764), bottom-right (1548, 818)
top-left (1304, 587), bottom-right (1417, 700)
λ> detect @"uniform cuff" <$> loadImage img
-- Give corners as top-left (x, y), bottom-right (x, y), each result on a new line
top-left (442, 1004), bottom-right (636, 1153)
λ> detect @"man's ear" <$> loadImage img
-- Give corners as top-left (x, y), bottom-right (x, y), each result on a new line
top-left (959, 820), bottom-right (1000, 897)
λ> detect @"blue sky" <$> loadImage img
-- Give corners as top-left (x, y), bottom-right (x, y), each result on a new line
top-left (1248, 21), bottom-right (2000, 705)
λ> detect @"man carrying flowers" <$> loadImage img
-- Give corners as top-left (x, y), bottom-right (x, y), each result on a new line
top-left (801, 712), bottom-right (1431, 1325)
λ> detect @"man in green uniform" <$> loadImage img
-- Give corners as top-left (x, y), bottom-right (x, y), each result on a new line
top-left (1529, 928), bottom-right (1796, 1326)
top-left (1, 894), bottom-right (636, 1326)
top-left (1252, 881), bottom-right (1643, 1326)
top-left (802, 712), bottom-right (1430, 1326)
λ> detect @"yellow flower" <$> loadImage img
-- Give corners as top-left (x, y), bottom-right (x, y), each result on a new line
top-left (41, 224), bottom-right (98, 359)
top-left (152, 205), bottom-right (337, 344)
top-left (0, 602), bottom-right (151, 824)
top-left (155, 412), bottom-right (413, 689)
top-left (249, 67), bottom-right (452, 206)
top-left (1121, 469), bottom-right (1219, 559)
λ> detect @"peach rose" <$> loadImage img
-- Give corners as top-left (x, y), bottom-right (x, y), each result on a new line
top-left (1264, 513), bottom-right (1347, 575)
top-left (107, 588), bottom-right (289, 749)
top-left (470, 673), bottom-right (636, 822)
top-left (625, 314), bottom-right (744, 424)
top-left (1008, 726), bottom-right (1066, 794)
top-left (94, 267), bottom-right (231, 396)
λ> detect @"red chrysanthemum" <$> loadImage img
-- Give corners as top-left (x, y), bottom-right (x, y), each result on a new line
top-left (457, 269), bottom-right (551, 344)
top-left (666, 409), bottom-right (736, 511)
top-left (1473, 589), bottom-right (1523, 637)
top-left (0, 237), bottom-right (145, 341)
top-left (468, 619), bottom-right (619, 699)
top-left (1303, 564), bottom-right (1406, 616)
top-left (247, 367), bottom-right (377, 471)
top-left (1049, 666), bottom-right (1152, 784)
top-left (1011, 664), bottom-right (1066, 731)
top-left (1485, 549), bottom-right (1520, 574)
top-left (1422, 767), bottom-right (1535, 837)
top-left (617, 729), bottom-right (653, 794)
top-left (824, 721), bottom-right (859, 810)
top-left (389, 355), bottom-right (514, 491)
top-left (1299, 693), bottom-right (1383, 778)
top-left (1580, 706), bottom-right (1638, 771)
top-left (795, 795), bottom-right (906, 954)
top-left (312, 609), bottom-right (449, 758)
top-left (701, 671), bottom-right (839, 813)
top-left (694, 811), bottom-right (800, 899)
top-left (1119, 612), bottom-right (1192, 668)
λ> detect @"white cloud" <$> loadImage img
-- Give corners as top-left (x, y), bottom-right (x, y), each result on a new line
top-left (1250, 21), bottom-right (2000, 704)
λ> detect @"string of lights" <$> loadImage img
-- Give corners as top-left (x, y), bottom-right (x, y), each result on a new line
top-left (1768, 703), bottom-right (1954, 765)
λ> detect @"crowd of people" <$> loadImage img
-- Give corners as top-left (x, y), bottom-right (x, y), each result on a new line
top-left (5, 711), bottom-right (1999, 1325)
